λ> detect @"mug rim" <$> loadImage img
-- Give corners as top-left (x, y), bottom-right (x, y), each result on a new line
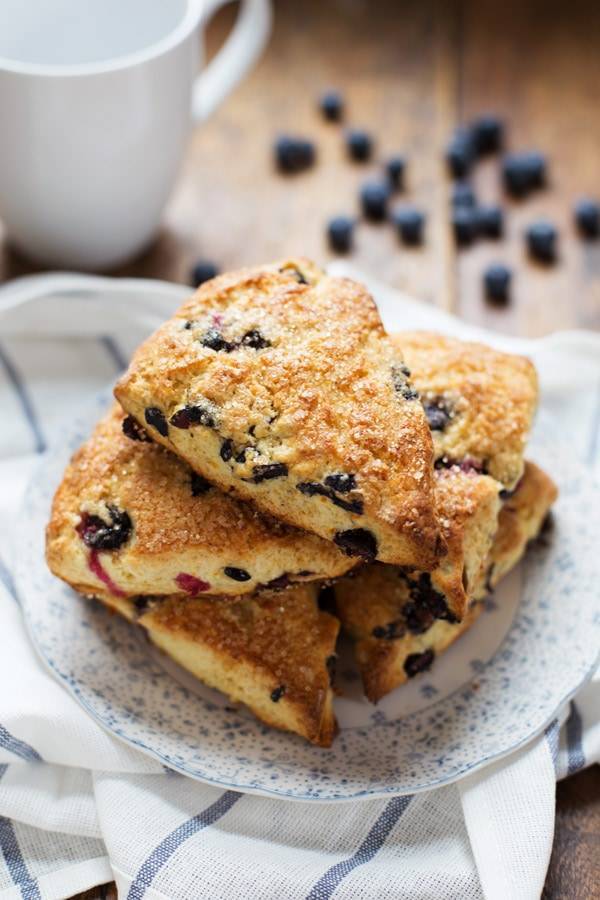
top-left (0, 0), bottom-right (204, 78)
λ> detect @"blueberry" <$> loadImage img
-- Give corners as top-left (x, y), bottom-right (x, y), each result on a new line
top-left (144, 407), bottom-right (169, 437)
top-left (472, 114), bottom-right (504, 155)
top-left (220, 438), bottom-right (233, 462)
top-left (297, 481), bottom-right (363, 514)
top-left (386, 155), bottom-right (406, 190)
top-left (502, 152), bottom-right (546, 198)
top-left (77, 505), bottom-right (132, 551)
top-left (317, 585), bottom-right (336, 613)
top-left (574, 198), bottom-right (600, 238)
top-left (404, 649), bottom-right (435, 678)
top-left (526, 221), bottom-right (557, 263)
top-left (264, 574), bottom-right (292, 591)
top-left (346, 128), bottom-right (373, 162)
top-left (408, 573), bottom-right (458, 623)
top-left (240, 330), bottom-right (271, 350)
top-left (403, 602), bottom-right (434, 635)
top-left (251, 462), bottom-right (288, 482)
top-left (327, 216), bottom-right (354, 253)
top-left (372, 620), bottom-right (404, 640)
top-left (522, 151), bottom-right (547, 188)
top-left (360, 181), bottom-right (389, 222)
top-left (423, 400), bottom-right (452, 431)
top-left (190, 473), bottom-right (211, 496)
top-left (279, 265), bottom-right (309, 284)
top-left (122, 415), bottom-right (152, 443)
top-left (484, 263), bottom-right (512, 304)
top-left (391, 364), bottom-right (419, 400)
top-left (392, 207), bottom-right (425, 245)
top-left (223, 566), bottom-right (251, 582)
top-left (235, 448), bottom-right (247, 464)
top-left (132, 595), bottom-right (150, 613)
top-left (445, 129), bottom-right (474, 178)
top-left (270, 685), bottom-right (286, 702)
top-left (320, 89), bottom-right (344, 122)
top-left (191, 261), bottom-right (219, 287)
top-left (451, 182), bottom-right (476, 207)
top-left (324, 473), bottom-right (357, 494)
top-left (477, 205), bottom-right (504, 239)
top-left (297, 482), bottom-right (331, 499)
top-left (170, 405), bottom-right (216, 429)
top-left (274, 135), bottom-right (315, 174)
top-left (333, 528), bottom-right (378, 560)
top-left (452, 207), bottom-right (478, 246)
top-left (199, 329), bottom-right (236, 353)
top-left (329, 495), bottom-right (363, 514)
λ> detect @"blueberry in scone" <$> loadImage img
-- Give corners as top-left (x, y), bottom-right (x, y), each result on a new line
top-left (393, 331), bottom-right (538, 490)
top-left (45, 405), bottom-right (355, 600)
top-left (115, 259), bottom-right (444, 569)
top-left (96, 583), bottom-right (340, 747)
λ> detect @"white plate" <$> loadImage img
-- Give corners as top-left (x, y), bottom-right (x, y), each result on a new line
top-left (15, 395), bottom-right (600, 801)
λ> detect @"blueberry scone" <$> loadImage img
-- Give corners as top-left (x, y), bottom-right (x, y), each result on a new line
top-left (97, 584), bottom-right (339, 746)
top-left (394, 331), bottom-right (538, 490)
top-left (335, 460), bottom-right (557, 702)
top-left (46, 405), bottom-right (355, 600)
top-left (115, 259), bottom-right (443, 569)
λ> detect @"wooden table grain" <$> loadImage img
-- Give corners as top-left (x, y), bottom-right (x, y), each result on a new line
top-left (3, 1), bottom-right (595, 897)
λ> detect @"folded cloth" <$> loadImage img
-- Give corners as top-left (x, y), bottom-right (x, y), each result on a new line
top-left (0, 268), bottom-right (598, 900)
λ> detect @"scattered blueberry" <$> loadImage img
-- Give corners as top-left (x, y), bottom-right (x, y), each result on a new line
top-left (372, 620), bottom-right (404, 640)
top-left (476, 205), bottom-right (504, 238)
top-left (240, 330), bottom-right (271, 350)
top-left (333, 528), bottom-right (378, 560)
top-left (77, 505), bottom-right (132, 551)
top-left (199, 329), bottom-right (236, 353)
top-left (404, 649), bottom-right (435, 678)
top-left (526, 221), bottom-right (557, 263)
top-left (251, 462), bottom-right (288, 482)
top-left (472, 114), bottom-right (504, 155)
top-left (346, 128), bottom-right (373, 162)
top-left (274, 135), bottom-right (315, 174)
top-left (190, 473), bottom-right (211, 496)
top-left (451, 181), bottom-right (476, 207)
top-left (392, 206), bottom-right (425, 245)
top-left (522, 151), bottom-right (547, 188)
top-left (220, 438), bottom-right (234, 462)
top-left (445, 129), bottom-right (474, 178)
top-left (223, 566), bottom-right (251, 582)
top-left (170, 405), bottom-right (216, 429)
top-left (452, 207), bottom-right (478, 246)
top-left (386, 155), bottom-right (406, 190)
top-left (320, 89), bottom-right (344, 122)
top-left (122, 415), bottom-right (152, 443)
top-left (191, 260), bottom-right (219, 287)
top-left (360, 180), bottom-right (390, 222)
top-left (423, 399), bottom-right (452, 431)
top-left (484, 263), bottom-right (512, 304)
top-left (270, 685), bottom-right (286, 702)
top-left (144, 407), bottom-right (169, 437)
top-left (502, 151), bottom-right (547, 198)
top-left (324, 473), bottom-right (357, 494)
top-left (574, 198), bottom-right (600, 238)
top-left (327, 216), bottom-right (354, 253)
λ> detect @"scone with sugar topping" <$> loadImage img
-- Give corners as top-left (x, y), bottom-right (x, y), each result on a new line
top-left (394, 331), bottom-right (538, 490)
top-left (97, 583), bottom-right (339, 747)
top-left (46, 405), bottom-right (355, 600)
top-left (115, 259), bottom-right (443, 569)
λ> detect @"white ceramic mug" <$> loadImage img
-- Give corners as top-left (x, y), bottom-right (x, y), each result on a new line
top-left (0, 0), bottom-right (271, 270)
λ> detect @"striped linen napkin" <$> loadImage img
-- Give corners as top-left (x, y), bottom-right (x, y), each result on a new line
top-left (0, 268), bottom-right (598, 900)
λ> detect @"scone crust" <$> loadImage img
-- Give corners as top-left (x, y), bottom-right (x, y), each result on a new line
top-left (394, 331), bottom-right (538, 489)
top-left (115, 259), bottom-right (442, 569)
top-left (95, 585), bottom-right (339, 747)
top-left (46, 405), bottom-right (354, 599)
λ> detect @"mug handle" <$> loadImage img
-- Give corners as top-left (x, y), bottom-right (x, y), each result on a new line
top-left (192, 0), bottom-right (272, 122)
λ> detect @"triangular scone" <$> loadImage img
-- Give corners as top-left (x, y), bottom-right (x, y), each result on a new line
top-left (394, 332), bottom-right (538, 490)
top-left (335, 460), bottom-right (557, 702)
top-left (46, 405), bottom-right (355, 600)
top-left (95, 584), bottom-right (339, 747)
top-left (115, 259), bottom-right (443, 569)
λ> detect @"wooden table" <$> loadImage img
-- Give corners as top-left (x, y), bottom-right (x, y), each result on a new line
top-left (3, 0), bottom-right (596, 896)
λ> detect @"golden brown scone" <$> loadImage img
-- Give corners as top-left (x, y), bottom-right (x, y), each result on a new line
top-left (336, 460), bottom-right (557, 703)
top-left (46, 405), bottom-right (355, 599)
top-left (475, 460), bottom-right (558, 596)
top-left (393, 331), bottom-right (538, 490)
top-left (115, 259), bottom-right (443, 569)
top-left (95, 584), bottom-right (339, 747)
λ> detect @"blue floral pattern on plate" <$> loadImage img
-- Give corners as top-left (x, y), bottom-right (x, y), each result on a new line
top-left (14, 396), bottom-right (600, 801)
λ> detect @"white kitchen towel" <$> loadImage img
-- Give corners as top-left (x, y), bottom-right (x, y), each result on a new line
top-left (0, 269), bottom-right (598, 900)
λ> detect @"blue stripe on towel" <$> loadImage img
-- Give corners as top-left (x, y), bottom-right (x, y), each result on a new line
top-left (0, 343), bottom-right (46, 453)
top-left (127, 790), bottom-right (241, 900)
top-left (0, 816), bottom-right (42, 900)
top-left (0, 726), bottom-right (42, 763)
top-left (588, 376), bottom-right (600, 466)
top-left (99, 335), bottom-right (128, 372)
top-left (566, 702), bottom-right (585, 775)
top-left (544, 718), bottom-right (560, 774)
top-left (306, 795), bottom-right (413, 900)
